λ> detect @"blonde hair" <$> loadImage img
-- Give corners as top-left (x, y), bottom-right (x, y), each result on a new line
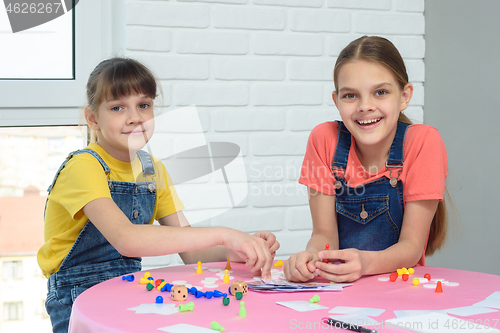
top-left (334, 36), bottom-right (448, 256)
top-left (84, 57), bottom-right (160, 143)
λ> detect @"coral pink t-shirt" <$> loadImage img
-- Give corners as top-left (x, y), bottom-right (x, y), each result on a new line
top-left (299, 122), bottom-right (448, 202)
top-left (299, 122), bottom-right (448, 266)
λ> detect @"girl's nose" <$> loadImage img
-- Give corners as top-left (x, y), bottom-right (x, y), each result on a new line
top-left (357, 96), bottom-right (375, 112)
top-left (127, 108), bottom-right (144, 124)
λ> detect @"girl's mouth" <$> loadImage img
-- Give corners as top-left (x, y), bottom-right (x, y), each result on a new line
top-left (356, 118), bottom-right (382, 126)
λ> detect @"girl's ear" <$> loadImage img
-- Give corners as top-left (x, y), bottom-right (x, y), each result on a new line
top-left (84, 106), bottom-right (100, 131)
top-left (332, 91), bottom-right (339, 108)
top-left (400, 83), bottom-right (414, 111)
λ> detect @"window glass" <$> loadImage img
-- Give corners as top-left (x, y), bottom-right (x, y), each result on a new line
top-left (3, 302), bottom-right (23, 321)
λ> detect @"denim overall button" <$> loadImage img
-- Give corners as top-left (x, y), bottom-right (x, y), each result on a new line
top-left (334, 181), bottom-right (342, 189)
top-left (148, 183), bottom-right (155, 192)
top-left (134, 187), bottom-right (138, 194)
top-left (133, 211), bottom-right (139, 219)
top-left (389, 178), bottom-right (398, 187)
top-left (108, 182), bottom-right (113, 190)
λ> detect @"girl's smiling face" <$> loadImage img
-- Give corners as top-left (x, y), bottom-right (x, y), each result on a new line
top-left (332, 60), bottom-right (413, 162)
top-left (86, 93), bottom-right (155, 161)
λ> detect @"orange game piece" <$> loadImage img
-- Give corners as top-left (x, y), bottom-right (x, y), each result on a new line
top-left (222, 269), bottom-right (230, 283)
top-left (435, 281), bottom-right (443, 293)
top-left (225, 257), bottom-right (231, 270)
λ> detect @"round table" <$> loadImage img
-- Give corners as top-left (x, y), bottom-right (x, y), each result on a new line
top-left (69, 262), bottom-right (500, 332)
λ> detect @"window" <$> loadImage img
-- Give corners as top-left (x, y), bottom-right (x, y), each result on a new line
top-left (2, 261), bottom-right (23, 281)
top-left (3, 302), bottom-right (23, 321)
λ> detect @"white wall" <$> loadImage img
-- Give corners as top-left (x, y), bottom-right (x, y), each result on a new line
top-left (124, 0), bottom-right (427, 269)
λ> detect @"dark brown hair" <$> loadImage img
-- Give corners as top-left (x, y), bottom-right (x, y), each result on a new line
top-left (334, 36), bottom-right (448, 256)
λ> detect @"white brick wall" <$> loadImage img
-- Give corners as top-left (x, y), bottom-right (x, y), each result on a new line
top-left (125, 0), bottom-right (426, 268)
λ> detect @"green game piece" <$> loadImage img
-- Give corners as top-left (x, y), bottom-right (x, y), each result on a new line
top-left (309, 295), bottom-right (320, 303)
top-left (179, 302), bottom-right (194, 312)
top-left (238, 301), bottom-right (247, 317)
top-left (210, 321), bottom-right (225, 332)
top-left (146, 283), bottom-right (154, 291)
top-left (235, 292), bottom-right (243, 300)
top-left (222, 297), bottom-right (230, 306)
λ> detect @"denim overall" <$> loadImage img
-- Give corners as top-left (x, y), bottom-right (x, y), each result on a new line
top-left (45, 149), bottom-right (156, 333)
top-left (332, 121), bottom-right (409, 251)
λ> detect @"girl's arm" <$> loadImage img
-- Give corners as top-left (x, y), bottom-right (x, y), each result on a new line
top-left (284, 188), bottom-right (339, 282)
top-left (82, 198), bottom-right (278, 278)
top-left (315, 199), bottom-right (438, 282)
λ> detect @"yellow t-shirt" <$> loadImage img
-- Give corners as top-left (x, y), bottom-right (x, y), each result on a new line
top-left (37, 144), bottom-right (183, 278)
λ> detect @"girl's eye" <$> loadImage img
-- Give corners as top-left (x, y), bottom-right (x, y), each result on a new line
top-left (343, 93), bottom-right (356, 99)
top-left (375, 90), bottom-right (387, 96)
top-left (111, 106), bottom-right (123, 112)
top-left (139, 103), bottom-right (150, 109)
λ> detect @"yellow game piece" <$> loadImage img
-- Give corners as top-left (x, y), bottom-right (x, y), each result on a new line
top-left (222, 269), bottom-right (230, 283)
top-left (408, 267), bottom-right (415, 275)
top-left (225, 257), bottom-right (231, 270)
top-left (402, 268), bottom-right (409, 275)
top-left (157, 281), bottom-right (167, 291)
top-left (412, 278), bottom-right (420, 286)
top-left (144, 272), bottom-right (151, 278)
top-left (274, 260), bottom-right (283, 267)
top-left (140, 277), bottom-right (150, 284)
top-left (196, 261), bottom-right (203, 274)
top-left (397, 268), bottom-right (403, 276)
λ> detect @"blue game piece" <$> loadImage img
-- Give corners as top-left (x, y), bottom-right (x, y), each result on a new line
top-left (161, 283), bottom-right (174, 292)
top-left (156, 296), bottom-right (163, 304)
top-left (205, 291), bottom-right (214, 299)
top-left (195, 290), bottom-right (205, 298)
top-left (147, 277), bottom-right (154, 281)
top-left (121, 274), bottom-right (134, 282)
top-left (213, 290), bottom-right (226, 298)
top-left (188, 287), bottom-right (198, 295)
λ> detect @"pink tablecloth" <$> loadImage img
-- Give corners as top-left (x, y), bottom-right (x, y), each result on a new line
top-left (69, 263), bottom-right (500, 332)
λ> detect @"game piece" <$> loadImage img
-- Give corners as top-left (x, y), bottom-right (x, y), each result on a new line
top-left (225, 258), bottom-right (231, 270)
top-left (211, 321), bottom-right (225, 332)
top-left (213, 290), bottom-right (227, 298)
top-left (178, 302), bottom-right (194, 312)
top-left (322, 244), bottom-right (330, 263)
top-left (158, 281), bottom-right (167, 291)
top-left (205, 291), bottom-right (214, 299)
top-left (397, 268), bottom-right (403, 276)
top-left (122, 274), bottom-right (134, 282)
top-left (390, 272), bottom-right (398, 282)
top-left (144, 272), bottom-right (151, 279)
top-left (140, 277), bottom-right (150, 284)
top-left (146, 283), bottom-right (154, 291)
top-left (156, 296), bottom-right (163, 304)
top-left (309, 295), bottom-right (320, 303)
top-left (171, 285), bottom-right (188, 301)
top-left (222, 269), bottom-right (230, 283)
top-left (274, 260), bottom-right (283, 267)
top-left (235, 292), bottom-right (243, 300)
top-left (412, 278), bottom-right (420, 286)
top-left (161, 283), bottom-right (174, 292)
top-left (424, 273), bottom-right (431, 281)
top-left (155, 279), bottom-right (163, 288)
top-left (196, 261), bottom-right (203, 274)
top-left (239, 301), bottom-right (247, 317)
top-left (408, 267), bottom-right (415, 275)
top-left (402, 274), bottom-right (409, 281)
top-left (229, 281), bottom-right (248, 296)
top-left (222, 297), bottom-right (230, 306)
top-left (188, 287), bottom-right (198, 295)
top-left (435, 281), bottom-right (443, 293)
top-left (402, 267), bottom-right (409, 275)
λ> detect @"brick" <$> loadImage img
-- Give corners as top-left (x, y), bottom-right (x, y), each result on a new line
top-left (252, 133), bottom-right (309, 156)
top-left (325, 85), bottom-right (336, 106)
top-left (288, 109), bottom-right (338, 131)
top-left (409, 83), bottom-right (423, 106)
top-left (127, 28), bottom-right (171, 52)
top-left (127, 3), bottom-right (209, 28)
top-left (354, 13), bottom-right (425, 35)
top-left (273, 231), bottom-right (311, 256)
top-left (254, 84), bottom-right (323, 106)
top-left (251, 183), bottom-right (308, 207)
top-left (287, 207), bottom-right (312, 230)
top-left (404, 106), bottom-right (423, 124)
top-left (136, 55), bottom-right (209, 80)
top-left (327, 35), bottom-right (360, 56)
top-left (394, 0), bottom-right (424, 12)
top-left (210, 209), bottom-right (285, 232)
top-left (253, 33), bottom-right (323, 56)
top-left (247, 159), bottom-right (285, 182)
top-left (178, 0), bottom-right (247, 3)
top-left (253, 0), bottom-right (322, 7)
top-left (327, 0), bottom-right (391, 10)
top-left (176, 31), bottom-right (249, 55)
top-left (285, 158), bottom-right (303, 181)
top-left (405, 59), bottom-right (425, 83)
top-left (157, 82), bottom-right (172, 107)
top-left (204, 134), bottom-right (249, 156)
top-left (289, 59), bottom-right (336, 81)
top-left (290, 10), bottom-right (350, 33)
top-left (391, 36), bottom-right (425, 59)
top-left (175, 84), bottom-right (249, 106)
top-left (214, 6), bottom-right (285, 30)
top-left (213, 109), bottom-right (285, 131)
top-left (214, 58), bottom-right (285, 81)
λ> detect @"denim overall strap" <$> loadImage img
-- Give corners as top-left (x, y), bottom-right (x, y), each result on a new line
top-left (331, 121), bottom-right (352, 171)
top-left (331, 122), bottom-right (409, 251)
top-left (46, 150), bottom-right (157, 333)
top-left (137, 149), bottom-right (156, 176)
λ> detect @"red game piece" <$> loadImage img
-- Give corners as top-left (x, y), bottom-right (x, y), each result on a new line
top-left (155, 279), bottom-right (163, 288)
top-left (424, 273), bottom-right (431, 281)
top-left (435, 281), bottom-right (443, 293)
top-left (402, 274), bottom-right (409, 281)
top-left (322, 244), bottom-right (330, 263)
top-left (389, 272), bottom-right (398, 282)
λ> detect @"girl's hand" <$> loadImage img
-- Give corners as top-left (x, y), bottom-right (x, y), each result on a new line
top-left (284, 251), bottom-right (319, 282)
top-left (252, 231), bottom-right (280, 259)
top-left (314, 248), bottom-right (365, 282)
top-left (222, 229), bottom-right (276, 279)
